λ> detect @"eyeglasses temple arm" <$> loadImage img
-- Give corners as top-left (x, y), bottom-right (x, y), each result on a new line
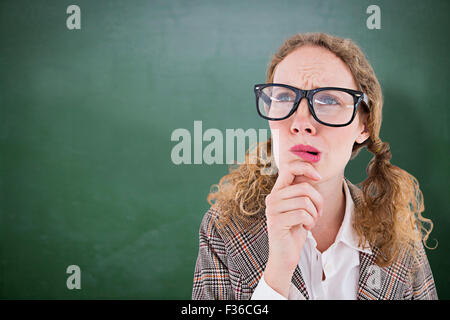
top-left (362, 93), bottom-right (369, 106)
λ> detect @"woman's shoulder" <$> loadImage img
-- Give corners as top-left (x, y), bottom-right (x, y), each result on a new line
top-left (198, 204), bottom-right (267, 250)
top-left (196, 204), bottom-right (269, 288)
top-left (197, 206), bottom-right (222, 240)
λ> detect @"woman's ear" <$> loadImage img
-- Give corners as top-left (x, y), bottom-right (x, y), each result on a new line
top-left (356, 112), bottom-right (370, 144)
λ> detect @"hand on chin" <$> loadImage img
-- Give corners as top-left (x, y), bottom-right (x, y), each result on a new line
top-left (292, 174), bottom-right (320, 185)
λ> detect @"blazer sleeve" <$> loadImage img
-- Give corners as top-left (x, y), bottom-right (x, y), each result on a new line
top-left (409, 241), bottom-right (438, 300)
top-left (192, 208), bottom-right (235, 300)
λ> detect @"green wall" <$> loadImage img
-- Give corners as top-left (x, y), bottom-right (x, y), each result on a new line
top-left (0, 0), bottom-right (448, 299)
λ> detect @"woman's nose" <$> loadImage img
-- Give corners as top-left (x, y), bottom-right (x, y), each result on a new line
top-left (289, 98), bottom-right (317, 135)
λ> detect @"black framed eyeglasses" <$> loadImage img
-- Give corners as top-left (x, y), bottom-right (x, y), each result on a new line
top-left (254, 83), bottom-right (369, 127)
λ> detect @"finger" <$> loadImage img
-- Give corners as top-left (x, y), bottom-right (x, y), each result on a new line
top-left (278, 209), bottom-right (315, 230)
top-left (272, 161), bottom-right (321, 192)
top-left (271, 196), bottom-right (319, 221)
top-left (276, 183), bottom-right (324, 217)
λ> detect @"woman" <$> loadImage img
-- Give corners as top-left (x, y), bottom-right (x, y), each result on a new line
top-left (192, 32), bottom-right (437, 300)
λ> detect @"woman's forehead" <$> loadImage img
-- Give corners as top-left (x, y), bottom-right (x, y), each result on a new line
top-left (273, 46), bottom-right (357, 90)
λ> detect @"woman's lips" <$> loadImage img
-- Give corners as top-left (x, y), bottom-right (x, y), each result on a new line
top-left (289, 144), bottom-right (321, 163)
top-left (290, 150), bottom-right (321, 163)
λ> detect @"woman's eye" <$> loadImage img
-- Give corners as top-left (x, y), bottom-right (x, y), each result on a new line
top-left (316, 95), bottom-right (339, 105)
top-left (273, 94), bottom-right (294, 102)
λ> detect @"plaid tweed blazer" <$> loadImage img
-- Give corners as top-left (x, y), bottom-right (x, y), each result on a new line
top-left (192, 178), bottom-right (438, 300)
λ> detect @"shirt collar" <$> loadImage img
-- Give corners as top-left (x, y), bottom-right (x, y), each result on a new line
top-left (338, 178), bottom-right (372, 254)
top-left (306, 178), bottom-right (372, 255)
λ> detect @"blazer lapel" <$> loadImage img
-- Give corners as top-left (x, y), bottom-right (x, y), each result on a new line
top-left (345, 178), bottom-right (382, 300)
top-left (357, 250), bottom-right (380, 300)
top-left (346, 178), bottom-right (411, 300)
top-left (291, 265), bottom-right (310, 300)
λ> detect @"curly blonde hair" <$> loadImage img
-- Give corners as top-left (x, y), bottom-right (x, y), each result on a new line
top-left (207, 32), bottom-right (435, 267)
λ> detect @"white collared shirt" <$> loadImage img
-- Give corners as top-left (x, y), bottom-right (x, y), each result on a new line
top-left (251, 178), bottom-right (372, 300)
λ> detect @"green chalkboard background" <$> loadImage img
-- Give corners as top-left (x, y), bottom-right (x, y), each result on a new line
top-left (0, 0), bottom-right (448, 299)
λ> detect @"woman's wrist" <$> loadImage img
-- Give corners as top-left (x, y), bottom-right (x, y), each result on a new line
top-left (263, 261), bottom-right (295, 298)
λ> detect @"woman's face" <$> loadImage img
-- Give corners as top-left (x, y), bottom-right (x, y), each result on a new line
top-left (270, 45), bottom-right (370, 184)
